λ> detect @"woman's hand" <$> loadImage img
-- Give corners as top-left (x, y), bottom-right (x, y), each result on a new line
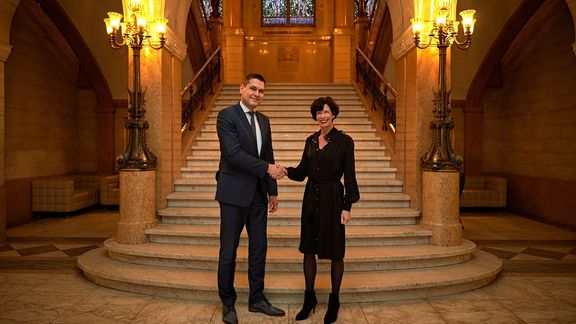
top-left (341, 210), bottom-right (351, 224)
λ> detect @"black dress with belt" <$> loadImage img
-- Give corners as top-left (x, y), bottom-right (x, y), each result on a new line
top-left (287, 127), bottom-right (360, 260)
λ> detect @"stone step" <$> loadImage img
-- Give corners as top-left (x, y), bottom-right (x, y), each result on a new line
top-left (208, 110), bottom-right (367, 118)
top-left (214, 97), bottom-right (363, 104)
top-left (179, 168), bottom-right (398, 180)
top-left (222, 83), bottom-right (356, 90)
top-left (203, 118), bottom-right (372, 125)
top-left (191, 141), bottom-right (384, 149)
top-left (218, 92), bottom-right (360, 98)
top-left (173, 178), bottom-right (403, 193)
top-left (185, 158), bottom-right (391, 168)
top-left (145, 224), bottom-right (431, 247)
top-left (201, 124), bottom-right (377, 132)
top-left (104, 238), bottom-right (477, 272)
top-left (157, 207), bottom-right (419, 226)
top-left (187, 147), bottom-right (387, 156)
top-left (196, 132), bottom-right (381, 141)
top-left (213, 100), bottom-right (365, 106)
top-left (220, 87), bottom-right (357, 93)
top-left (77, 248), bottom-right (502, 303)
top-left (166, 191), bottom-right (410, 208)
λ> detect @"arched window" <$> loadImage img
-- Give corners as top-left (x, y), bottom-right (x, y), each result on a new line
top-left (201, 0), bottom-right (222, 20)
top-left (262, 0), bottom-right (315, 26)
top-left (354, 0), bottom-right (378, 19)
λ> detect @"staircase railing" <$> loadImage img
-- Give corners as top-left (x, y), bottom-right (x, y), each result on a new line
top-left (181, 47), bottom-right (221, 131)
top-left (355, 47), bottom-right (397, 132)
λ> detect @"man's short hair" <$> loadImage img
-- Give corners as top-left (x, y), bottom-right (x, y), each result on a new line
top-left (243, 73), bottom-right (266, 85)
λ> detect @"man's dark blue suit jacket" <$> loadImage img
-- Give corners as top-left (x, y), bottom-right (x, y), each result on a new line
top-left (215, 103), bottom-right (278, 207)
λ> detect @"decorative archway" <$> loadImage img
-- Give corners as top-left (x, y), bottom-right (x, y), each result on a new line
top-left (462, 0), bottom-right (546, 175)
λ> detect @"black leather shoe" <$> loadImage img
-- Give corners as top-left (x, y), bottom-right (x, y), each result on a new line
top-left (222, 304), bottom-right (238, 324)
top-left (248, 299), bottom-right (286, 317)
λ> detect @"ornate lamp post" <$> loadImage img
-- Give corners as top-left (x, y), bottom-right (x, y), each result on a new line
top-left (410, 1), bottom-right (476, 246)
top-left (103, 0), bottom-right (168, 244)
top-left (104, 0), bottom-right (168, 170)
top-left (410, 2), bottom-right (476, 171)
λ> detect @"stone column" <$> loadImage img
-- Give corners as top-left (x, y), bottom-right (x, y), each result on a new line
top-left (222, 0), bottom-right (243, 83)
top-left (391, 28), bottom-right (436, 213)
top-left (0, 0), bottom-right (18, 243)
top-left (117, 170), bottom-right (157, 243)
top-left (421, 171), bottom-right (462, 246)
top-left (333, 0), bottom-right (354, 82)
top-left (0, 44), bottom-right (11, 243)
top-left (139, 31), bottom-right (186, 211)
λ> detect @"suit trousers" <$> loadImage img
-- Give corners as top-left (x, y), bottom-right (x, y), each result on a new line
top-left (218, 185), bottom-right (268, 306)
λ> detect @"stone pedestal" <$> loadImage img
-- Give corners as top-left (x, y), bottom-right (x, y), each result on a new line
top-left (421, 170), bottom-right (462, 246)
top-left (117, 170), bottom-right (157, 244)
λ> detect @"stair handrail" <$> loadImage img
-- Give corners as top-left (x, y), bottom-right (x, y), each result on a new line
top-left (181, 47), bottom-right (222, 131)
top-left (355, 47), bottom-right (397, 132)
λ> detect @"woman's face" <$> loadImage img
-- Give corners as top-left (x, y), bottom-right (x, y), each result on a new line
top-left (315, 104), bottom-right (334, 129)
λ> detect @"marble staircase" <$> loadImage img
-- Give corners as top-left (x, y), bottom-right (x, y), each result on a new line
top-left (78, 83), bottom-right (502, 303)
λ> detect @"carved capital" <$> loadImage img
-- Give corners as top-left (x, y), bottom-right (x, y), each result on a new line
top-left (163, 27), bottom-right (187, 61)
top-left (391, 27), bottom-right (416, 60)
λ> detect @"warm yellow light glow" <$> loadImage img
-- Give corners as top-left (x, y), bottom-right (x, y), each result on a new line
top-left (413, 0), bottom-right (424, 20)
top-left (435, 0), bottom-right (451, 10)
top-left (129, 0), bottom-right (142, 12)
top-left (107, 12), bottom-right (123, 31)
top-left (435, 8), bottom-right (448, 27)
top-left (136, 12), bottom-right (147, 28)
top-left (155, 18), bottom-right (168, 36)
top-left (410, 17), bottom-right (422, 36)
top-left (459, 10), bottom-right (476, 34)
top-left (103, 18), bottom-right (113, 34)
top-left (451, 21), bottom-right (460, 33)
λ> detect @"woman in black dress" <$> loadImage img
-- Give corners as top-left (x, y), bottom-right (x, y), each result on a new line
top-left (282, 96), bottom-right (360, 323)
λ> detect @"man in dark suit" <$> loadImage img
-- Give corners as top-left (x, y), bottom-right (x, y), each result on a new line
top-left (215, 73), bottom-right (286, 324)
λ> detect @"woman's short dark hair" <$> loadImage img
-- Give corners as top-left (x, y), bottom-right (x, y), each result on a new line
top-left (310, 96), bottom-right (339, 120)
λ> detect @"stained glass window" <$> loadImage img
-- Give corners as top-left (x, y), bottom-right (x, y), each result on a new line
top-left (201, 0), bottom-right (222, 19)
top-left (354, 0), bottom-right (378, 19)
top-left (262, 0), bottom-right (315, 26)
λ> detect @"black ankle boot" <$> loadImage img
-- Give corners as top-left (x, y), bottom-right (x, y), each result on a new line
top-left (324, 293), bottom-right (340, 324)
top-left (295, 290), bottom-right (317, 321)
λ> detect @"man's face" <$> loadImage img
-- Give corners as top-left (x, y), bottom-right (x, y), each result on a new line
top-left (240, 78), bottom-right (265, 110)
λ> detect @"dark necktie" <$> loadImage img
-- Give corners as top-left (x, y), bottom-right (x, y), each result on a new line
top-left (247, 111), bottom-right (257, 139)
top-left (247, 111), bottom-right (258, 153)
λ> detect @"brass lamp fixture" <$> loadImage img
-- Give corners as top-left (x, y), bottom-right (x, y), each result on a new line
top-left (103, 0), bottom-right (168, 170)
top-left (410, 1), bottom-right (476, 171)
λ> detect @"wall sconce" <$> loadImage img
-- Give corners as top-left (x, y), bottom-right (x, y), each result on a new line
top-left (410, 1), bottom-right (476, 171)
top-left (103, 0), bottom-right (168, 170)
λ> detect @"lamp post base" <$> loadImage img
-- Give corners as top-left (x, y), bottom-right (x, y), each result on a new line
top-left (117, 169), bottom-right (157, 244)
top-left (421, 170), bottom-right (462, 246)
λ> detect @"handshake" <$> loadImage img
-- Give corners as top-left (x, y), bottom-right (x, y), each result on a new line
top-left (267, 163), bottom-right (288, 180)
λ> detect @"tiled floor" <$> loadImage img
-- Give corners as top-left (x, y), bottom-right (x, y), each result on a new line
top-left (1, 209), bottom-right (576, 323)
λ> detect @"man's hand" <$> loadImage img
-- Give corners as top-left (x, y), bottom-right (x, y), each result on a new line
top-left (267, 163), bottom-right (287, 179)
top-left (341, 210), bottom-right (351, 224)
top-left (269, 195), bottom-right (278, 213)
